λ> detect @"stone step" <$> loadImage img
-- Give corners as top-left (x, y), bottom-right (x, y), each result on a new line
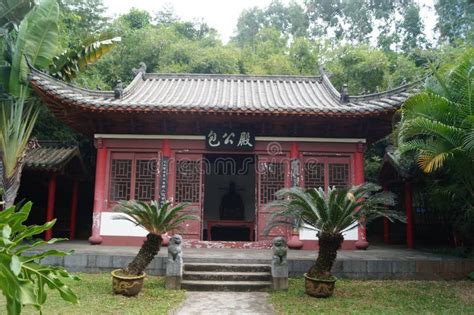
top-left (183, 257), bottom-right (270, 265)
top-left (183, 271), bottom-right (272, 281)
top-left (184, 263), bottom-right (271, 273)
top-left (181, 280), bottom-right (272, 292)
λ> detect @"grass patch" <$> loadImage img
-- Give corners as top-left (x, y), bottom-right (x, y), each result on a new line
top-left (269, 278), bottom-right (474, 314)
top-left (0, 273), bottom-right (185, 315)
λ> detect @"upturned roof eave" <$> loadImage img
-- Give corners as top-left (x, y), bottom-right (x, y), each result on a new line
top-left (28, 65), bottom-right (418, 118)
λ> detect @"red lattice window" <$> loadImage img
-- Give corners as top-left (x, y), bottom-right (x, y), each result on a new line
top-left (329, 163), bottom-right (349, 188)
top-left (109, 153), bottom-right (157, 202)
top-left (259, 162), bottom-right (285, 204)
top-left (304, 162), bottom-right (325, 189)
top-left (303, 157), bottom-right (351, 190)
top-left (110, 159), bottom-right (132, 200)
top-left (135, 159), bottom-right (156, 201)
top-left (175, 160), bottom-right (201, 203)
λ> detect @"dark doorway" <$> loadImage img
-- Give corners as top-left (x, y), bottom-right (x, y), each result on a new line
top-left (203, 154), bottom-right (256, 241)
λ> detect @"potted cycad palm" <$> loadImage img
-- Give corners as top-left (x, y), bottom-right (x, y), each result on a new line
top-left (111, 200), bottom-right (197, 296)
top-left (265, 183), bottom-right (404, 298)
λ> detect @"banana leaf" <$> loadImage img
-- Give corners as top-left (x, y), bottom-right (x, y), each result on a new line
top-left (9, 0), bottom-right (59, 96)
top-left (0, 0), bottom-right (35, 29)
top-left (50, 36), bottom-right (121, 82)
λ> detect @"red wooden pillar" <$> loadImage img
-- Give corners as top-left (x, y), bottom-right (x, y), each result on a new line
top-left (89, 139), bottom-right (107, 245)
top-left (383, 185), bottom-right (390, 244)
top-left (354, 143), bottom-right (369, 250)
top-left (69, 180), bottom-right (79, 240)
top-left (45, 174), bottom-right (57, 241)
top-left (405, 180), bottom-right (414, 249)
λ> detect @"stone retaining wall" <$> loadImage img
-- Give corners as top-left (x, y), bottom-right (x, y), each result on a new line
top-left (39, 253), bottom-right (474, 280)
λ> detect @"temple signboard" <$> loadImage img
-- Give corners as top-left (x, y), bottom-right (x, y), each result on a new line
top-left (206, 129), bottom-right (255, 151)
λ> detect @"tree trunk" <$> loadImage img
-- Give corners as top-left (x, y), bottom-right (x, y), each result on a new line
top-left (126, 233), bottom-right (162, 275)
top-left (308, 232), bottom-right (344, 278)
top-left (2, 163), bottom-right (24, 209)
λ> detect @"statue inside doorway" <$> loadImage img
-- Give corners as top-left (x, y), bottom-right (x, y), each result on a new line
top-left (219, 182), bottom-right (245, 220)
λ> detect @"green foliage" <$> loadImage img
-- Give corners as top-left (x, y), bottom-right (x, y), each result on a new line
top-left (0, 0), bottom-right (35, 29)
top-left (50, 36), bottom-right (121, 81)
top-left (8, 0), bottom-right (60, 96)
top-left (0, 91), bottom-right (39, 207)
top-left (189, 46), bottom-right (240, 74)
top-left (119, 8), bottom-right (151, 30)
top-left (469, 271), bottom-right (474, 281)
top-left (113, 200), bottom-right (199, 235)
top-left (326, 45), bottom-right (389, 93)
top-left (0, 91), bottom-right (37, 179)
top-left (435, 0), bottom-right (473, 44)
top-left (265, 183), bottom-right (404, 236)
top-left (395, 48), bottom-right (474, 240)
top-left (289, 37), bottom-right (318, 75)
top-left (59, 0), bottom-right (108, 47)
top-left (399, 3), bottom-right (426, 51)
top-left (0, 202), bottom-right (79, 315)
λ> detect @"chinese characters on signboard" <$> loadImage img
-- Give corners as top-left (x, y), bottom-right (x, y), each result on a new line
top-left (206, 129), bottom-right (255, 151)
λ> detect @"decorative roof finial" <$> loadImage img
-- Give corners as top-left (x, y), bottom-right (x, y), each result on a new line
top-left (340, 84), bottom-right (349, 103)
top-left (132, 62), bottom-right (147, 77)
top-left (114, 80), bottom-right (123, 99)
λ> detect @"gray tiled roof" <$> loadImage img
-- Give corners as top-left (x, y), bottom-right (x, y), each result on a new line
top-left (24, 141), bottom-right (81, 172)
top-left (29, 68), bottom-right (420, 117)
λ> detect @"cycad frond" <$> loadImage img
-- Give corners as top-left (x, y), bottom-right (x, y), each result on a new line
top-left (265, 183), bottom-right (403, 236)
top-left (113, 200), bottom-right (198, 235)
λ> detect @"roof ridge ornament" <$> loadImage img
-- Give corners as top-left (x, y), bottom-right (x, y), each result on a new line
top-left (318, 65), bottom-right (333, 81)
top-left (340, 84), bottom-right (349, 103)
top-left (114, 80), bottom-right (123, 99)
top-left (132, 62), bottom-right (147, 78)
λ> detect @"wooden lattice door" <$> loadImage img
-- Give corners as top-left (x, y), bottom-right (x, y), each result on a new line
top-left (172, 153), bottom-right (203, 240)
top-left (256, 155), bottom-right (290, 241)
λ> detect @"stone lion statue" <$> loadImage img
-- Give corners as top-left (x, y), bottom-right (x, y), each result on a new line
top-left (272, 236), bottom-right (287, 266)
top-left (168, 234), bottom-right (183, 262)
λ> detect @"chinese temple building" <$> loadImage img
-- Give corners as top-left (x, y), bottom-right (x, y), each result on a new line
top-left (29, 65), bottom-right (418, 249)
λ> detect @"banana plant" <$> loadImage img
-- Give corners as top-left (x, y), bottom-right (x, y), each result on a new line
top-left (8, 0), bottom-right (60, 96)
top-left (0, 202), bottom-right (79, 315)
top-left (50, 36), bottom-right (121, 82)
top-left (0, 0), bottom-right (35, 29)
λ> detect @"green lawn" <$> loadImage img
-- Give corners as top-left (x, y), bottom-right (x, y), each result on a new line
top-left (0, 273), bottom-right (185, 315)
top-left (269, 278), bottom-right (474, 314)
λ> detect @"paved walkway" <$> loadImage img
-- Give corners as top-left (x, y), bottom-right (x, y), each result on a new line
top-left (171, 292), bottom-right (275, 315)
top-left (34, 240), bottom-right (458, 261)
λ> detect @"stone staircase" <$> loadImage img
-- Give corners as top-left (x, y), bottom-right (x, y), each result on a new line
top-left (181, 262), bottom-right (272, 291)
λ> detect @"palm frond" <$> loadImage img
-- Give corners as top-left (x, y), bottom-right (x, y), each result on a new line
top-left (112, 200), bottom-right (198, 235)
top-left (264, 183), bottom-right (404, 236)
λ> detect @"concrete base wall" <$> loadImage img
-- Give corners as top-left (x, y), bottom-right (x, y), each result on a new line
top-left (39, 253), bottom-right (474, 280)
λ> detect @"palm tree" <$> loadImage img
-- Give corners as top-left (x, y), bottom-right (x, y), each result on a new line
top-left (265, 183), bottom-right (404, 279)
top-left (113, 200), bottom-right (198, 276)
top-left (395, 50), bottom-right (473, 238)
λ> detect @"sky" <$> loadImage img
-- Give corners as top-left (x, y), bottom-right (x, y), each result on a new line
top-left (103, 0), bottom-right (438, 43)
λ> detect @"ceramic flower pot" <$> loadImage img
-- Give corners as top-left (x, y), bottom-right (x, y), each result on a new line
top-left (304, 273), bottom-right (337, 298)
top-left (161, 233), bottom-right (170, 247)
top-left (287, 231), bottom-right (304, 249)
top-left (111, 269), bottom-right (146, 296)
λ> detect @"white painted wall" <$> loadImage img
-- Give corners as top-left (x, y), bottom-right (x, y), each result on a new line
top-left (100, 212), bottom-right (148, 236)
top-left (299, 223), bottom-right (358, 241)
